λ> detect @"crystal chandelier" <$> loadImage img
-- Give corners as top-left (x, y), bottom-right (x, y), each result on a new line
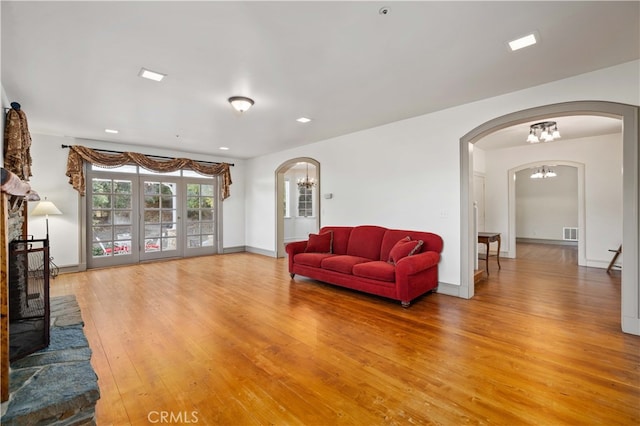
top-left (530, 166), bottom-right (557, 179)
top-left (297, 163), bottom-right (316, 189)
top-left (527, 121), bottom-right (561, 143)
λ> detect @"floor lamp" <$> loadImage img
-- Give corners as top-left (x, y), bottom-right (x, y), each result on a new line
top-left (30, 197), bottom-right (62, 277)
top-left (30, 197), bottom-right (62, 240)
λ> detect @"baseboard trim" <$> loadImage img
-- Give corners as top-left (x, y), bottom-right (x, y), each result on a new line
top-left (436, 282), bottom-right (460, 297)
top-left (245, 246), bottom-right (277, 258)
top-left (516, 238), bottom-right (578, 246)
top-left (222, 246), bottom-right (246, 254)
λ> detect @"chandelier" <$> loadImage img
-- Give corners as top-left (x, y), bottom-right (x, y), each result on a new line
top-left (530, 166), bottom-right (557, 179)
top-left (297, 163), bottom-right (316, 189)
top-left (527, 121), bottom-right (561, 143)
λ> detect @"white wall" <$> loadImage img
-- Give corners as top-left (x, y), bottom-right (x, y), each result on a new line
top-left (26, 134), bottom-right (246, 268)
top-left (515, 165), bottom-right (578, 241)
top-left (245, 60), bottom-right (639, 287)
top-left (485, 133), bottom-right (622, 266)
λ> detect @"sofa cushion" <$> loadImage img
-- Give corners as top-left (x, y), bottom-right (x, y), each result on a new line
top-left (294, 252), bottom-right (336, 268)
top-left (381, 230), bottom-right (443, 260)
top-left (305, 231), bottom-right (333, 253)
top-left (346, 225), bottom-right (387, 260)
top-left (352, 261), bottom-right (395, 282)
top-left (318, 227), bottom-right (352, 255)
top-left (321, 255), bottom-right (371, 274)
top-left (388, 237), bottom-right (424, 265)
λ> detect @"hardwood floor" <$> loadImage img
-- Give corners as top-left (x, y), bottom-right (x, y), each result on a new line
top-left (50, 244), bottom-right (639, 425)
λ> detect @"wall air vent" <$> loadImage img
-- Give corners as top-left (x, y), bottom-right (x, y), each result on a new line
top-left (563, 227), bottom-right (578, 241)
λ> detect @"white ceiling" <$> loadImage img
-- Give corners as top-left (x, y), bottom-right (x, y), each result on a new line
top-left (2, 1), bottom-right (638, 159)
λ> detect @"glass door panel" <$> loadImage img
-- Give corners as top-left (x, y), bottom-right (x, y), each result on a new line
top-left (185, 180), bottom-right (217, 256)
top-left (141, 179), bottom-right (181, 260)
top-left (88, 176), bottom-right (137, 268)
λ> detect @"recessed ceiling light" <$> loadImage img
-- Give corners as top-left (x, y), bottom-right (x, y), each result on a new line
top-left (219, 147), bottom-right (230, 151)
top-left (508, 33), bottom-right (537, 51)
top-left (296, 117), bottom-right (312, 123)
top-left (138, 67), bottom-right (166, 82)
top-left (104, 129), bottom-right (119, 134)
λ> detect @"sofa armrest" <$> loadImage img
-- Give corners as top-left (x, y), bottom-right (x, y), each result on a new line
top-left (285, 240), bottom-right (308, 257)
top-left (285, 240), bottom-right (308, 276)
top-left (395, 251), bottom-right (440, 275)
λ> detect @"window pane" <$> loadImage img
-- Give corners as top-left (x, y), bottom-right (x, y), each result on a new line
top-left (115, 226), bottom-right (131, 240)
top-left (92, 242), bottom-right (110, 257)
top-left (92, 179), bottom-right (112, 193)
top-left (201, 235), bottom-right (213, 246)
top-left (114, 181), bottom-right (132, 193)
top-left (161, 196), bottom-right (175, 209)
top-left (145, 183), bottom-right (160, 195)
top-left (92, 194), bottom-right (111, 209)
top-left (187, 184), bottom-right (199, 196)
top-left (187, 223), bottom-right (200, 236)
top-left (187, 196), bottom-right (199, 208)
top-left (201, 185), bottom-right (214, 196)
top-left (92, 226), bottom-right (112, 242)
top-left (114, 194), bottom-right (131, 209)
top-left (114, 211), bottom-right (132, 225)
top-left (145, 224), bottom-right (161, 238)
top-left (201, 222), bottom-right (214, 234)
top-left (187, 209), bottom-right (200, 222)
top-left (145, 211), bottom-right (160, 223)
top-left (93, 210), bottom-right (112, 225)
top-left (163, 237), bottom-right (177, 251)
top-left (145, 239), bottom-right (160, 252)
top-left (161, 211), bottom-right (174, 223)
top-left (201, 210), bottom-right (213, 221)
top-left (113, 241), bottom-right (131, 256)
top-left (187, 236), bottom-right (201, 248)
top-left (201, 197), bottom-right (213, 208)
top-left (92, 164), bottom-right (137, 173)
top-left (140, 168), bottom-right (180, 176)
top-left (145, 196), bottom-right (160, 208)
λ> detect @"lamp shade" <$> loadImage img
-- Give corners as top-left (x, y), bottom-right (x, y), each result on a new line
top-left (30, 199), bottom-right (62, 216)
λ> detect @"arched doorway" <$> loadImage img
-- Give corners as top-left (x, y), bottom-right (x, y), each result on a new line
top-left (460, 101), bottom-right (639, 335)
top-left (275, 157), bottom-right (320, 258)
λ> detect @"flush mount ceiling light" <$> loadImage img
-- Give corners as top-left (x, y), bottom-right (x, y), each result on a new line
top-left (138, 67), bottom-right (166, 82)
top-left (228, 96), bottom-right (254, 113)
top-left (527, 121), bottom-right (561, 143)
top-left (296, 117), bottom-right (312, 123)
top-left (508, 33), bottom-right (537, 51)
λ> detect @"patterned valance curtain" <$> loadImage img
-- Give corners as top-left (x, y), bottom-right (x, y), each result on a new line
top-left (65, 145), bottom-right (232, 200)
top-left (3, 107), bottom-right (32, 181)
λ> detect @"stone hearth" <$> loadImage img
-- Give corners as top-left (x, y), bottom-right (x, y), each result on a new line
top-left (1, 295), bottom-right (100, 425)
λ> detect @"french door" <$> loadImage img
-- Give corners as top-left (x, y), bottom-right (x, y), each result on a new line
top-left (87, 168), bottom-right (219, 268)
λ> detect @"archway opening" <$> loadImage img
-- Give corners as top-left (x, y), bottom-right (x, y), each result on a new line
top-left (275, 158), bottom-right (320, 258)
top-left (460, 101), bottom-right (638, 335)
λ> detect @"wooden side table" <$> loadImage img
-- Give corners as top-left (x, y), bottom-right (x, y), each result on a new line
top-left (478, 232), bottom-right (501, 275)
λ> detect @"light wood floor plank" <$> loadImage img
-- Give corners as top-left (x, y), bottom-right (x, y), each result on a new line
top-left (50, 243), bottom-right (639, 425)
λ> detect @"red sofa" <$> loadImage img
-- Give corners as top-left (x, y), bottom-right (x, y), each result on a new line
top-left (285, 225), bottom-right (443, 307)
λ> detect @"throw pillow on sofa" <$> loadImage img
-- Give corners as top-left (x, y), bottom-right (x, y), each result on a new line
top-left (388, 236), bottom-right (423, 265)
top-left (305, 231), bottom-right (333, 253)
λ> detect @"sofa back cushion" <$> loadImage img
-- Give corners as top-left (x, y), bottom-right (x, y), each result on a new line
top-left (318, 226), bottom-right (353, 255)
top-left (346, 225), bottom-right (388, 260)
top-left (380, 229), bottom-right (444, 261)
